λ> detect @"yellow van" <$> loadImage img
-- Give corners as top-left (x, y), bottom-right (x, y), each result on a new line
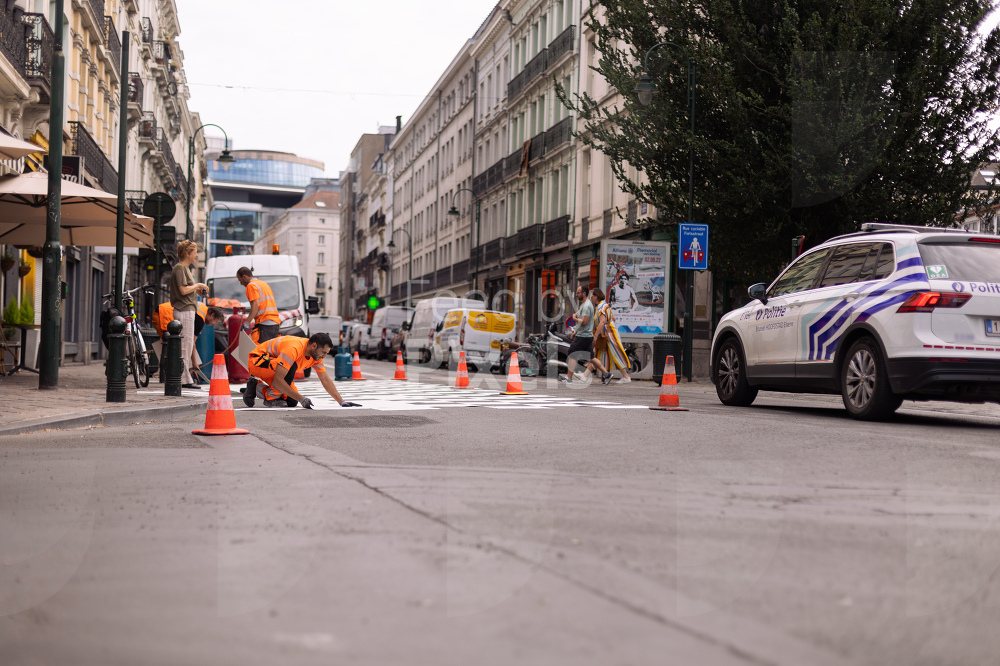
top-left (433, 308), bottom-right (516, 370)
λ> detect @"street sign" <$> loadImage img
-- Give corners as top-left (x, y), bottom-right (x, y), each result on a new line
top-left (142, 192), bottom-right (176, 222)
top-left (678, 223), bottom-right (708, 270)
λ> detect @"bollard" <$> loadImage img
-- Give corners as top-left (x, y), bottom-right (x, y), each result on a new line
top-left (164, 319), bottom-right (183, 397)
top-left (105, 316), bottom-right (128, 403)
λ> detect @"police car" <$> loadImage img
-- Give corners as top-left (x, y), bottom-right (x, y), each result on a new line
top-left (711, 223), bottom-right (1000, 420)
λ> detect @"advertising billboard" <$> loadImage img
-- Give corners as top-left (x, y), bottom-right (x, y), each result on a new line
top-left (599, 240), bottom-right (670, 336)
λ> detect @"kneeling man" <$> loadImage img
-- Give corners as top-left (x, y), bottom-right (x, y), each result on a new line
top-left (244, 332), bottom-right (361, 408)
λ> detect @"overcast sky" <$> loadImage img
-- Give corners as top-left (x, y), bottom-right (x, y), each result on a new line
top-left (173, 0), bottom-right (499, 176)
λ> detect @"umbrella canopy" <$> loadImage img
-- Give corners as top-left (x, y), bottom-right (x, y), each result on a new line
top-left (0, 172), bottom-right (144, 225)
top-left (0, 216), bottom-right (154, 248)
top-left (0, 134), bottom-right (46, 161)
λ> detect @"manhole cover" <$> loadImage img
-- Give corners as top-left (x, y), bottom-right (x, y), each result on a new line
top-left (283, 414), bottom-right (437, 428)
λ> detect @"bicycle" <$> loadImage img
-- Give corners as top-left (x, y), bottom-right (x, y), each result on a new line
top-left (102, 285), bottom-right (154, 388)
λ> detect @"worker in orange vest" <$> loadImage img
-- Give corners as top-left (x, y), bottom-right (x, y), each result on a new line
top-left (153, 302), bottom-right (225, 381)
top-left (243, 332), bottom-right (362, 408)
top-left (236, 267), bottom-right (281, 343)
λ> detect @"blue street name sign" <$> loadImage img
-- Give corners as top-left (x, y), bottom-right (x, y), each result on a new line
top-left (678, 223), bottom-right (709, 270)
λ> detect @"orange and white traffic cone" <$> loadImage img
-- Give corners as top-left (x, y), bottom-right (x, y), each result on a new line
top-left (650, 355), bottom-right (689, 411)
top-left (453, 350), bottom-right (470, 388)
top-left (500, 351), bottom-right (529, 395)
top-left (351, 351), bottom-right (367, 381)
top-left (193, 354), bottom-right (250, 435)
top-left (392, 350), bottom-right (408, 380)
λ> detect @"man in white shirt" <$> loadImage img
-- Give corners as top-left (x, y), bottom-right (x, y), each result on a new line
top-left (608, 273), bottom-right (636, 314)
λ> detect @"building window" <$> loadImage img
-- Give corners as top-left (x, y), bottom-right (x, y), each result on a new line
top-left (316, 273), bottom-right (326, 289)
top-left (318, 235), bottom-right (325, 245)
top-left (318, 252), bottom-right (325, 264)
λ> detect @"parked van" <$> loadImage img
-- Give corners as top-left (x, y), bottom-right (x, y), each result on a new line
top-left (434, 308), bottom-right (516, 371)
top-left (309, 315), bottom-right (343, 341)
top-left (405, 297), bottom-right (485, 365)
top-left (368, 306), bottom-right (414, 360)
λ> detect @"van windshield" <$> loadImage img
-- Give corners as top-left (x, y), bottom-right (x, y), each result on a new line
top-left (918, 242), bottom-right (1000, 282)
top-left (209, 276), bottom-right (301, 310)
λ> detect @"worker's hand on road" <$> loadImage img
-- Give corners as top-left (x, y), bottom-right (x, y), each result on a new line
top-left (300, 397), bottom-right (314, 410)
top-left (339, 401), bottom-right (361, 408)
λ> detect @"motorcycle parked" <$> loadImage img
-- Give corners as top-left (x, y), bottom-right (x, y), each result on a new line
top-left (496, 323), bottom-right (571, 377)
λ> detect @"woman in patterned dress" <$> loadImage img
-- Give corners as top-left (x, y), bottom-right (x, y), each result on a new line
top-left (592, 288), bottom-right (632, 384)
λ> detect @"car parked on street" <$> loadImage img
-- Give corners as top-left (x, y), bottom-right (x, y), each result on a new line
top-left (711, 223), bottom-right (1000, 420)
top-left (433, 308), bottom-right (516, 371)
top-left (368, 306), bottom-right (414, 360)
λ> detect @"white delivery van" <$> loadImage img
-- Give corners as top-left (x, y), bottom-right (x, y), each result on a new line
top-left (434, 308), bottom-right (516, 371)
top-left (204, 253), bottom-right (319, 337)
top-left (406, 296), bottom-right (485, 366)
top-left (309, 315), bottom-right (343, 340)
top-left (368, 306), bottom-right (414, 360)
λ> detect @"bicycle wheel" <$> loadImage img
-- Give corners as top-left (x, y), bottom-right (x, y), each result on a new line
top-left (126, 334), bottom-right (140, 389)
top-left (134, 333), bottom-right (150, 388)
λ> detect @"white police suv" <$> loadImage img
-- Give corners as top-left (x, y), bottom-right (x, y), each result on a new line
top-left (711, 223), bottom-right (1000, 420)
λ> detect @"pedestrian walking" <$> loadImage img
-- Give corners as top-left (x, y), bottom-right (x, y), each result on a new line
top-left (591, 287), bottom-right (632, 385)
top-left (236, 267), bottom-right (281, 343)
top-left (169, 240), bottom-right (208, 389)
top-left (559, 284), bottom-right (594, 384)
top-left (243, 332), bottom-right (362, 409)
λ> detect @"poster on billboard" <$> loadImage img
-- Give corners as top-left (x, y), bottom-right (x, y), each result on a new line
top-left (599, 240), bottom-right (669, 336)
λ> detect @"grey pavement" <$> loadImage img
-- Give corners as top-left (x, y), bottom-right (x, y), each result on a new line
top-left (2, 359), bottom-right (1000, 664)
top-left (0, 361), bottom-right (208, 435)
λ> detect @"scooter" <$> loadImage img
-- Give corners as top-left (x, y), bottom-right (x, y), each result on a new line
top-left (496, 322), bottom-right (572, 377)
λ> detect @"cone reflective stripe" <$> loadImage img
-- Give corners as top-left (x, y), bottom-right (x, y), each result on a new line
top-left (193, 354), bottom-right (250, 435)
top-left (650, 355), bottom-right (688, 411)
top-left (351, 351), bottom-right (367, 380)
top-left (454, 350), bottom-right (469, 388)
top-left (500, 351), bottom-right (529, 395)
top-left (392, 350), bottom-right (407, 380)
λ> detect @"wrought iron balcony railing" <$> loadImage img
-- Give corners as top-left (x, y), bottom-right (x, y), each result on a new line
top-left (125, 190), bottom-right (147, 215)
top-left (0, 7), bottom-right (28, 79)
top-left (524, 48), bottom-right (548, 86)
top-left (507, 223), bottom-right (544, 258)
top-left (127, 72), bottom-right (143, 104)
top-left (627, 200), bottom-right (638, 226)
top-left (545, 215), bottom-right (570, 246)
top-left (483, 238), bottom-right (503, 265)
top-left (104, 16), bottom-right (120, 73)
top-left (173, 164), bottom-right (187, 195)
top-left (580, 217), bottom-right (589, 242)
top-left (69, 121), bottom-right (117, 194)
top-left (505, 150), bottom-right (522, 180)
top-left (155, 127), bottom-right (177, 176)
top-left (153, 40), bottom-right (170, 66)
top-left (507, 69), bottom-right (526, 101)
top-left (548, 25), bottom-right (575, 63)
top-left (436, 266), bottom-right (451, 288)
top-left (452, 259), bottom-right (469, 284)
top-left (23, 13), bottom-right (53, 91)
top-left (529, 131), bottom-right (545, 162)
top-left (473, 171), bottom-right (487, 196)
top-left (140, 17), bottom-right (152, 43)
top-left (87, 0), bottom-right (105, 27)
top-left (603, 208), bottom-right (614, 235)
top-left (545, 115), bottom-right (573, 152)
top-left (138, 111), bottom-right (156, 141)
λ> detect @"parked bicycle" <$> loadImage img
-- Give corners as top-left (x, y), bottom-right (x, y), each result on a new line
top-left (101, 285), bottom-right (154, 388)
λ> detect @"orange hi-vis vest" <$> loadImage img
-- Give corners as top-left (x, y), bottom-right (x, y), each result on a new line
top-left (245, 278), bottom-right (280, 325)
top-left (251, 335), bottom-right (327, 375)
top-left (154, 301), bottom-right (208, 336)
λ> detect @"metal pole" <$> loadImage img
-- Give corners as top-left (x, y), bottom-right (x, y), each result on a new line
top-left (407, 232), bottom-right (413, 309)
top-left (185, 135), bottom-right (194, 240)
top-left (473, 201), bottom-right (480, 294)
top-left (114, 32), bottom-right (129, 311)
top-left (39, 0), bottom-right (65, 390)
top-left (682, 61), bottom-right (696, 382)
top-left (153, 198), bottom-right (162, 309)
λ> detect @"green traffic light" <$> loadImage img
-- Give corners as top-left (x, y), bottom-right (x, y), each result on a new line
top-left (367, 296), bottom-right (380, 310)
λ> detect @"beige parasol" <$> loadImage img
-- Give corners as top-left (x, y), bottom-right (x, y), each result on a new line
top-left (0, 133), bottom-right (45, 161)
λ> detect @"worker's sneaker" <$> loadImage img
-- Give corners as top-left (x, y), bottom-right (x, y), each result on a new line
top-left (263, 398), bottom-right (287, 408)
top-left (285, 397), bottom-right (298, 408)
top-left (243, 378), bottom-right (258, 408)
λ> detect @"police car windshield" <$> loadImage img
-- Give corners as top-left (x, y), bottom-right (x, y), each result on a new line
top-left (209, 276), bottom-right (301, 309)
top-left (918, 243), bottom-right (1000, 282)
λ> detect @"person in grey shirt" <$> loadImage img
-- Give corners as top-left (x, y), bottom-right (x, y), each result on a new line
top-left (170, 239), bottom-right (208, 388)
top-left (560, 284), bottom-right (594, 383)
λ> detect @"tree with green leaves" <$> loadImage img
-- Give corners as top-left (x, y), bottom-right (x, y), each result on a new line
top-left (564, 0), bottom-right (1000, 279)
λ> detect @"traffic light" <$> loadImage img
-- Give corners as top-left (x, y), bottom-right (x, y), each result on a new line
top-left (367, 295), bottom-right (383, 310)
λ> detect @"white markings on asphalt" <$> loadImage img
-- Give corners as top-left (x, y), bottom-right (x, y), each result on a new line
top-left (233, 378), bottom-right (648, 412)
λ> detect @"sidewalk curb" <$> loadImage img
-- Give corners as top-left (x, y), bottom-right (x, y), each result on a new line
top-left (0, 399), bottom-right (208, 437)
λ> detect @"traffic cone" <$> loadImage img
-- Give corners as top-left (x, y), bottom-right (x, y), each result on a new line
top-left (650, 356), bottom-right (689, 411)
top-left (453, 350), bottom-right (470, 388)
top-left (351, 351), bottom-right (367, 380)
top-left (392, 350), bottom-right (407, 380)
top-left (500, 351), bottom-right (529, 395)
top-left (193, 354), bottom-right (250, 435)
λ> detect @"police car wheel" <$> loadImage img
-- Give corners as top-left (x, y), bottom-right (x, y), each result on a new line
top-left (714, 338), bottom-right (758, 407)
top-left (840, 338), bottom-right (899, 421)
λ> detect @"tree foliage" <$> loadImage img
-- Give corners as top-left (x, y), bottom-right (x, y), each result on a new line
top-left (565, 0), bottom-right (1000, 279)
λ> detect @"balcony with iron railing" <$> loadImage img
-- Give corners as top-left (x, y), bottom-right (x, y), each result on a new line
top-left (524, 48), bottom-right (548, 86)
top-left (69, 121), bottom-right (117, 194)
top-left (0, 6), bottom-right (28, 80)
top-left (505, 150), bottom-right (522, 180)
top-left (545, 215), bottom-right (570, 246)
top-left (548, 25), bottom-right (575, 64)
top-left (86, 0), bottom-right (105, 27)
top-left (104, 16), bottom-right (120, 75)
top-left (545, 115), bottom-right (573, 153)
top-left (127, 72), bottom-right (143, 119)
top-left (529, 131), bottom-right (546, 162)
top-left (506, 223), bottom-right (544, 258)
top-left (580, 217), bottom-right (590, 242)
top-left (507, 69), bottom-right (526, 101)
top-left (23, 13), bottom-right (52, 99)
top-left (436, 266), bottom-right (451, 288)
top-left (452, 259), bottom-right (469, 284)
top-left (173, 164), bottom-right (187, 197)
top-left (125, 190), bottom-right (147, 215)
top-left (483, 238), bottom-right (503, 265)
top-left (138, 111), bottom-right (156, 143)
top-left (603, 208), bottom-right (614, 235)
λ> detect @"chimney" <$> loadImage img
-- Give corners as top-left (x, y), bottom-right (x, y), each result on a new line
top-left (395, 115), bottom-right (402, 133)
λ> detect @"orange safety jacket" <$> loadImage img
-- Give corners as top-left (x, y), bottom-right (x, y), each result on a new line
top-left (250, 335), bottom-right (327, 375)
top-left (245, 278), bottom-right (280, 325)
top-left (153, 302), bottom-right (208, 337)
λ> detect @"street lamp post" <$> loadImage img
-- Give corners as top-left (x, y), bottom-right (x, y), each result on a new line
top-left (446, 187), bottom-right (480, 294)
top-left (185, 124), bottom-right (234, 242)
top-left (634, 41), bottom-right (697, 381)
top-left (387, 227), bottom-right (412, 308)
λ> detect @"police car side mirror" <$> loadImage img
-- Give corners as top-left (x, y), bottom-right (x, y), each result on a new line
top-left (748, 283), bottom-right (768, 304)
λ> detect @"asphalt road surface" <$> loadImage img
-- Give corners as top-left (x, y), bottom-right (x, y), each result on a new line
top-left (2, 359), bottom-right (1000, 665)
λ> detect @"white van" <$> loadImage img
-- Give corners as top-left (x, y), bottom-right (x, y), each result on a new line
top-left (368, 306), bottom-right (414, 360)
top-left (405, 297), bottom-right (485, 365)
top-left (204, 253), bottom-right (318, 337)
top-left (434, 308), bottom-right (516, 371)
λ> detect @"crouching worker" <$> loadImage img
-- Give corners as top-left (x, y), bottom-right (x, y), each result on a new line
top-left (243, 332), bottom-right (362, 409)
